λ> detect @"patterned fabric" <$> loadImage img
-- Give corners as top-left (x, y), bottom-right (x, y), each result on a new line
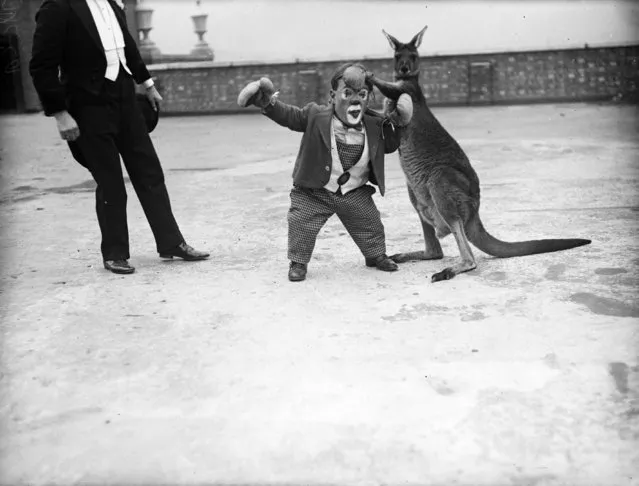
top-left (333, 116), bottom-right (366, 172)
top-left (335, 140), bottom-right (364, 171)
top-left (287, 185), bottom-right (386, 264)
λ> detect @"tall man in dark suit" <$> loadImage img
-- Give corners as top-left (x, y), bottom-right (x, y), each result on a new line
top-left (29, 0), bottom-right (209, 275)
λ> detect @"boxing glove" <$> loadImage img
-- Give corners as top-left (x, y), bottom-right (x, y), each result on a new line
top-left (385, 93), bottom-right (413, 127)
top-left (237, 77), bottom-right (277, 109)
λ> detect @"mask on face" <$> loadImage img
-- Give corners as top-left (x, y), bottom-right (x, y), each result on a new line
top-left (330, 66), bottom-right (371, 127)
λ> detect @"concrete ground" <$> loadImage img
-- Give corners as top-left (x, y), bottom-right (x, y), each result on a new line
top-left (0, 102), bottom-right (637, 486)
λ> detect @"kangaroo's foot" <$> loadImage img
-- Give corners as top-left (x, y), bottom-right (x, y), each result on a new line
top-left (431, 259), bottom-right (477, 282)
top-left (390, 250), bottom-right (444, 263)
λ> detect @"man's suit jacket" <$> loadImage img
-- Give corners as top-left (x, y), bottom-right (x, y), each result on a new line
top-left (29, 0), bottom-right (151, 116)
top-left (263, 101), bottom-right (400, 196)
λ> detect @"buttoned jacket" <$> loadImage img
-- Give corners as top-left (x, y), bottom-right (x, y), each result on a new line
top-left (263, 101), bottom-right (400, 196)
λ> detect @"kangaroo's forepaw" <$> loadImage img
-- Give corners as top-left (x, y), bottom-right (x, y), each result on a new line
top-left (431, 267), bottom-right (456, 282)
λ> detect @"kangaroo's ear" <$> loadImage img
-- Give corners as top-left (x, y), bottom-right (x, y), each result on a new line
top-left (410, 25), bottom-right (428, 49)
top-left (382, 29), bottom-right (401, 50)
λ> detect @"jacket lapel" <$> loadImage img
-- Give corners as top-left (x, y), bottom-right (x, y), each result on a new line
top-left (363, 114), bottom-right (380, 160)
top-left (106, 0), bottom-right (128, 32)
top-left (69, 0), bottom-right (103, 51)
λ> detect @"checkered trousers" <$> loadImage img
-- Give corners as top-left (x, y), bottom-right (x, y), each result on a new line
top-left (287, 184), bottom-right (387, 264)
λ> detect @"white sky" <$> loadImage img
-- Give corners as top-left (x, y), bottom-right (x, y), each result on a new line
top-left (141, 0), bottom-right (639, 64)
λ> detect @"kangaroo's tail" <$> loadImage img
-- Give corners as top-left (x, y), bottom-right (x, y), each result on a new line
top-left (466, 215), bottom-right (591, 258)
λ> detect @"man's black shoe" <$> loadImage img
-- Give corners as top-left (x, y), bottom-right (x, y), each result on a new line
top-left (365, 254), bottom-right (399, 272)
top-left (104, 259), bottom-right (135, 274)
top-left (159, 242), bottom-right (210, 261)
top-left (288, 261), bottom-right (307, 282)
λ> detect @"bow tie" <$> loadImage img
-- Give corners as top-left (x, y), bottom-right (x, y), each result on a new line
top-left (340, 120), bottom-right (363, 132)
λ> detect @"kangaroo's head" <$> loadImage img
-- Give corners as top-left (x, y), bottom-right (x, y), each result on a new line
top-left (383, 25), bottom-right (427, 80)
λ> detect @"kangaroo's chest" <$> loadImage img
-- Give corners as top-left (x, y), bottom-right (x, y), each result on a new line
top-left (396, 130), bottom-right (439, 187)
top-left (396, 127), bottom-right (452, 237)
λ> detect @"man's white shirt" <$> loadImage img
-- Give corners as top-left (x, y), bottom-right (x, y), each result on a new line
top-left (85, 0), bottom-right (154, 88)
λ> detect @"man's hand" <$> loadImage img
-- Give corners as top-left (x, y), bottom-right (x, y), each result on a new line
top-left (145, 85), bottom-right (162, 111)
top-left (54, 110), bottom-right (80, 141)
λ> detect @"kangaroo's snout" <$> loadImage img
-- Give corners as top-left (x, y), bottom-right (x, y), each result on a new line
top-left (396, 58), bottom-right (414, 76)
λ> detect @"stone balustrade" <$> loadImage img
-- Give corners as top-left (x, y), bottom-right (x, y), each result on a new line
top-left (133, 0), bottom-right (214, 64)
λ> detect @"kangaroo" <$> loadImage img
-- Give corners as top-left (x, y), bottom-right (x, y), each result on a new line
top-left (367, 26), bottom-right (591, 282)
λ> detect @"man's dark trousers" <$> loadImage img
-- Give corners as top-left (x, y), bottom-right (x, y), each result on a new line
top-left (68, 66), bottom-right (183, 261)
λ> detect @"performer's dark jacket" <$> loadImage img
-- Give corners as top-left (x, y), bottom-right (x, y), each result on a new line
top-left (263, 100), bottom-right (400, 196)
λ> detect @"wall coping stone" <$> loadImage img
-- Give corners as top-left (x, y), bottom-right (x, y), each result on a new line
top-left (147, 43), bottom-right (639, 72)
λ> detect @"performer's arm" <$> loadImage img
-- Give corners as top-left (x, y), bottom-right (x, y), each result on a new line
top-left (262, 101), bottom-right (321, 133)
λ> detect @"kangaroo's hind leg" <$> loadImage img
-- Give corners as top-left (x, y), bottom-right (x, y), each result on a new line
top-left (428, 188), bottom-right (477, 282)
top-left (430, 219), bottom-right (477, 282)
top-left (391, 184), bottom-right (444, 263)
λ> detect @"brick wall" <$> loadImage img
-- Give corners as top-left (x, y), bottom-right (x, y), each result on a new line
top-left (149, 45), bottom-right (639, 115)
top-left (9, 0), bottom-right (639, 116)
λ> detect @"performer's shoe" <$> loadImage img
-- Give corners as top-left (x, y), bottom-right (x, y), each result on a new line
top-left (365, 254), bottom-right (399, 272)
top-left (288, 261), bottom-right (307, 282)
top-left (104, 259), bottom-right (135, 274)
top-left (159, 242), bottom-right (210, 261)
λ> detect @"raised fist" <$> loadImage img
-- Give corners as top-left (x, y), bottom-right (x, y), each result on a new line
top-left (237, 77), bottom-right (276, 109)
top-left (384, 93), bottom-right (413, 127)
